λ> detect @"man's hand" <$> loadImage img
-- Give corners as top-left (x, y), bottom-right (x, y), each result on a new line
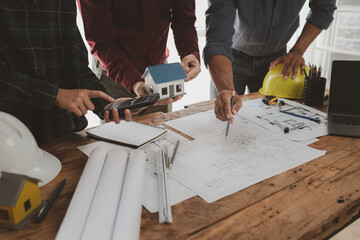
top-left (102, 97), bottom-right (140, 124)
top-left (269, 51), bottom-right (305, 80)
top-left (181, 54), bottom-right (200, 81)
top-left (55, 89), bottom-right (114, 116)
top-left (269, 22), bottom-right (322, 80)
top-left (214, 90), bottom-right (242, 122)
top-left (133, 81), bottom-right (182, 106)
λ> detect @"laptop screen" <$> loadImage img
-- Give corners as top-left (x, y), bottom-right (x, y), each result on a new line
top-left (329, 61), bottom-right (360, 115)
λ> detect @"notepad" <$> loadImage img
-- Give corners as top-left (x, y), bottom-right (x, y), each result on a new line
top-left (87, 121), bottom-right (167, 148)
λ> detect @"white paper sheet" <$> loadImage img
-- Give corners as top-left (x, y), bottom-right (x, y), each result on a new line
top-left (112, 150), bottom-right (146, 240)
top-left (81, 149), bottom-right (128, 240)
top-left (56, 147), bottom-right (107, 240)
top-left (168, 120), bottom-right (326, 203)
top-left (77, 130), bottom-right (195, 213)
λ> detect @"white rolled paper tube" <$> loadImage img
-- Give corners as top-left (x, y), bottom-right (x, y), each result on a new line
top-left (112, 150), bottom-right (146, 240)
top-left (81, 148), bottom-right (129, 240)
top-left (56, 147), bottom-right (107, 240)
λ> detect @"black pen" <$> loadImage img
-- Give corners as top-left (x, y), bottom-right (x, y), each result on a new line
top-left (225, 91), bottom-right (236, 140)
top-left (36, 178), bottom-right (66, 223)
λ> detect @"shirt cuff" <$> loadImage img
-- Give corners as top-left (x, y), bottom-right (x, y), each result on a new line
top-left (203, 44), bottom-right (233, 68)
top-left (306, 11), bottom-right (334, 30)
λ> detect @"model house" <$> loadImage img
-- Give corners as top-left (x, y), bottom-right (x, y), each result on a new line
top-left (0, 172), bottom-right (43, 229)
top-left (143, 62), bottom-right (187, 100)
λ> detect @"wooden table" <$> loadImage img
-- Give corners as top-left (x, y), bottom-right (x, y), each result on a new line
top-left (1, 93), bottom-right (360, 240)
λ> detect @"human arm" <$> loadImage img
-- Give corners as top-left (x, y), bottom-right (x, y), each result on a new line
top-left (0, 32), bottom-right (59, 110)
top-left (269, 22), bottom-right (321, 79)
top-left (171, 0), bottom-right (201, 81)
top-left (270, 0), bottom-right (337, 79)
top-left (208, 55), bottom-right (242, 122)
top-left (75, 30), bottom-right (134, 123)
top-left (203, 0), bottom-right (242, 121)
top-left (181, 54), bottom-right (200, 81)
top-left (77, 0), bottom-right (144, 93)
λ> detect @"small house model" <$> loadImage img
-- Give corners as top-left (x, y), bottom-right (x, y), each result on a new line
top-left (0, 172), bottom-right (43, 229)
top-left (143, 62), bottom-right (187, 100)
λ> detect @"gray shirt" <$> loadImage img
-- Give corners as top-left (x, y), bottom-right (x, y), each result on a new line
top-left (203, 0), bottom-right (337, 65)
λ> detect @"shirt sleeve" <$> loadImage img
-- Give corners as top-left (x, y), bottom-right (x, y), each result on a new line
top-left (307, 0), bottom-right (337, 30)
top-left (77, 0), bottom-right (143, 93)
top-left (171, 0), bottom-right (200, 63)
top-left (0, 34), bottom-right (58, 111)
top-left (203, 0), bottom-right (237, 67)
top-left (76, 30), bottom-right (109, 118)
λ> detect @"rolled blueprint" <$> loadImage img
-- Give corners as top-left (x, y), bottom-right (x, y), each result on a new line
top-left (112, 150), bottom-right (146, 240)
top-left (81, 149), bottom-right (129, 240)
top-left (56, 147), bottom-right (107, 240)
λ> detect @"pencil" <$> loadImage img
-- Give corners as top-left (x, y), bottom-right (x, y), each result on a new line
top-left (169, 140), bottom-right (179, 169)
top-left (225, 91), bottom-right (236, 140)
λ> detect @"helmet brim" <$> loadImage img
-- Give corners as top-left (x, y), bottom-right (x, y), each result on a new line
top-left (26, 149), bottom-right (62, 187)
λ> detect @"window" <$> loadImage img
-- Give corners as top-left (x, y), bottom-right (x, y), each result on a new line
top-left (24, 199), bottom-right (31, 212)
top-left (162, 87), bottom-right (168, 95)
top-left (176, 84), bottom-right (182, 92)
top-left (0, 209), bottom-right (10, 220)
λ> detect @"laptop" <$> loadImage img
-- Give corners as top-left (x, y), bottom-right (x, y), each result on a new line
top-left (327, 60), bottom-right (360, 137)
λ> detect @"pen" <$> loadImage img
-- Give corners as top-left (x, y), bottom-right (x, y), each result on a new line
top-left (36, 178), bottom-right (66, 223)
top-left (169, 140), bottom-right (180, 169)
top-left (273, 120), bottom-right (289, 134)
top-left (280, 110), bottom-right (321, 124)
top-left (225, 91), bottom-right (236, 140)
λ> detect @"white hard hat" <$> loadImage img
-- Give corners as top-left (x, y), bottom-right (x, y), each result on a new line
top-left (0, 112), bottom-right (61, 186)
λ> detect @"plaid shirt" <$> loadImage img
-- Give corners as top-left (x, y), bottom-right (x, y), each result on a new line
top-left (0, 0), bottom-right (108, 144)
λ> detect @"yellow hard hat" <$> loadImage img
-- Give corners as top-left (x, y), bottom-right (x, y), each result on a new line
top-left (259, 64), bottom-right (310, 99)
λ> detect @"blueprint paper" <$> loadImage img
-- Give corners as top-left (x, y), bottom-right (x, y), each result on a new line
top-left (56, 147), bottom-right (108, 240)
top-left (239, 98), bottom-right (328, 141)
top-left (112, 150), bottom-right (146, 240)
top-left (168, 119), bottom-right (326, 203)
top-left (165, 100), bottom-right (327, 142)
top-left (81, 149), bottom-right (129, 240)
top-left (164, 110), bottom-right (251, 140)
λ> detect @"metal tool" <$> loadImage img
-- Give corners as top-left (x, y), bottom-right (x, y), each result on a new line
top-left (156, 150), bottom-right (173, 224)
top-left (262, 95), bottom-right (279, 105)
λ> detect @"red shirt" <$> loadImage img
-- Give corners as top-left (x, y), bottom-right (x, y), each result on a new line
top-left (77, 0), bottom-right (200, 92)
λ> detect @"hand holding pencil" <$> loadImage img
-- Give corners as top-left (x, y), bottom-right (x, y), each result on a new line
top-left (225, 91), bottom-right (235, 139)
top-left (214, 90), bottom-right (242, 122)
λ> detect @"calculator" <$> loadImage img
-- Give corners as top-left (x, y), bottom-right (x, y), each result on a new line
top-left (101, 93), bottom-right (160, 118)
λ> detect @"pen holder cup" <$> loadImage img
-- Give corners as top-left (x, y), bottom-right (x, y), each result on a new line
top-left (302, 77), bottom-right (326, 107)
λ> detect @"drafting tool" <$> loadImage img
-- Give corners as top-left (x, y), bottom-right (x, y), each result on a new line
top-left (169, 140), bottom-right (180, 169)
top-left (163, 145), bottom-right (170, 168)
top-left (262, 95), bottom-right (278, 105)
top-left (225, 91), bottom-right (236, 140)
top-left (273, 120), bottom-right (289, 134)
top-left (280, 110), bottom-right (321, 124)
top-left (156, 150), bottom-right (173, 224)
